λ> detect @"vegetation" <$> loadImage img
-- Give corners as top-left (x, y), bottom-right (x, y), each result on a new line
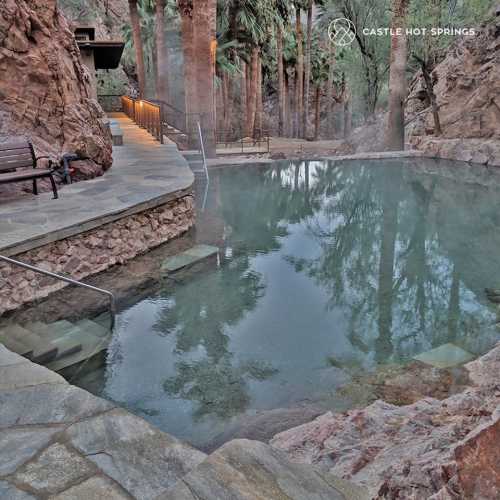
top-left (59, 0), bottom-right (496, 152)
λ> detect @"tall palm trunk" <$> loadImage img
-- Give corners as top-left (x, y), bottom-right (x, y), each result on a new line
top-left (326, 43), bottom-right (335, 139)
top-left (314, 84), bottom-right (320, 140)
top-left (284, 70), bottom-right (290, 136)
top-left (384, 0), bottom-right (410, 151)
top-left (128, 0), bottom-right (146, 98)
top-left (246, 47), bottom-right (259, 137)
top-left (255, 57), bottom-right (263, 138)
top-left (178, 0), bottom-right (196, 143)
top-left (302, 0), bottom-right (313, 138)
top-left (295, 7), bottom-right (304, 138)
top-left (155, 0), bottom-right (168, 102)
top-left (276, 25), bottom-right (284, 137)
top-left (343, 90), bottom-right (352, 138)
top-left (223, 72), bottom-right (233, 137)
top-left (193, 0), bottom-right (217, 157)
top-left (241, 59), bottom-right (247, 137)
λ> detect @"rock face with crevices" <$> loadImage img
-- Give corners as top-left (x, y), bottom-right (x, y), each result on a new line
top-left (270, 343), bottom-right (500, 499)
top-left (0, 0), bottom-right (112, 196)
top-left (406, 7), bottom-right (500, 165)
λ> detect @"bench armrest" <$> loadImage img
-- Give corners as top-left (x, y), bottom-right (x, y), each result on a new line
top-left (33, 156), bottom-right (56, 170)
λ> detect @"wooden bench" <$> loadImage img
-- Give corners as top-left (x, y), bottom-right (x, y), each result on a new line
top-left (0, 140), bottom-right (58, 199)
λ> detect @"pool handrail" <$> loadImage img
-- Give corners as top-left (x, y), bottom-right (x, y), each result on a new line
top-left (0, 255), bottom-right (116, 329)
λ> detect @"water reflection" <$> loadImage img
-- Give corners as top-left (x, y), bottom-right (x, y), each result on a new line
top-left (73, 159), bottom-right (500, 448)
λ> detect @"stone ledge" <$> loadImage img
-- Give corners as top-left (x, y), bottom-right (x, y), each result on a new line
top-left (0, 195), bottom-right (195, 314)
top-left (0, 114), bottom-right (194, 257)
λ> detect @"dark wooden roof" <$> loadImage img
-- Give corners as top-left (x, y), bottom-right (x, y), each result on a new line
top-left (77, 41), bottom-right (125, 69)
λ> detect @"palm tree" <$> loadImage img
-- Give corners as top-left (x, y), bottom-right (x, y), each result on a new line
top-left (178, 0), bottom-right (197, 144)
top-left (276, 25), bottom-right (285, 136)
top-left (193, 0), bottom-right (217, 156)
top-left (128, 0), bottom-right (147, 97)
top-left (155, 0), bottom-right (169, 102)
top-left (294, 4), bottom-right (304, 138)
top-left (302, 0), bottom-right (313, 138)
top-left (385, 0), bottom-right (410, 150)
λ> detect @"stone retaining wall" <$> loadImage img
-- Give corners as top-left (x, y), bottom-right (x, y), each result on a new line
top-left (0, 194), bottom-right (194, 315)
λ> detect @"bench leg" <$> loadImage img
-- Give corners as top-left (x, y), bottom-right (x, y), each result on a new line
top-left (49, 174), bottom-right (58, 199)
top-left (32, 178), bottom-right (38, 195)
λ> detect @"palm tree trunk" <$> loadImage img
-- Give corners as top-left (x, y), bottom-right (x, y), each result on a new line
top-left (276, 25), bottom-right (284, 137)
top-left (326, 43), bottom-right (335, 139)
top-left (246, 47), bottom-right (259, 137)
top-left (343, 90), bottom-right (352, 138)
top-left (193, 0), bottom-right (217, 157)
top-left (178, 0), bottom-right (196, 144)
top-left (128, 0), bottom-right (146, 98)
top-left (223, 72), bottom-right (233, 137)
top-left (284, 70), bottom-right (290, 136)
top-left (302, 0), bottom-right (313, 139)
top-left (295, 7), bottom-right (304, 138)
top-left (255, 57), bottom-right (263, 138)
top-left (314, 84), bottom-right (320, 140)
top-left (384, 0), bottom-right (410, 151)
top-left (155, 0), bottom-right (168, 102)
top-left (241, 59), bottom-right (247, 137)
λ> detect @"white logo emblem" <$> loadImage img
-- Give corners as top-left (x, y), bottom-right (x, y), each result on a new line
top-left (328, 18), bottom-right (357, 47)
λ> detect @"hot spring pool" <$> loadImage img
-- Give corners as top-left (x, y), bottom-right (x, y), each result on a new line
top-left (73, 158), bottom-right (500, 450)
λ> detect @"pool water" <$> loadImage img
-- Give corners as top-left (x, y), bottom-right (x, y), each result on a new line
top-left (73, 159), bottom-right (500, 449)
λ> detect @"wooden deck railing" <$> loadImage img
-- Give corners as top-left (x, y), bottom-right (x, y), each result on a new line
top-left (121, 96), bottom-right (164, 144)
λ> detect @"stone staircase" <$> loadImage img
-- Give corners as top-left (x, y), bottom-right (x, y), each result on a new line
top-left (0, 317), bottom-right (109, 372)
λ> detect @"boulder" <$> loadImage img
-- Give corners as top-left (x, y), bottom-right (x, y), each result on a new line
top-left (0, 0), bottom-right (112, 196)
top-left (271, 343), bottom-right (500, 499)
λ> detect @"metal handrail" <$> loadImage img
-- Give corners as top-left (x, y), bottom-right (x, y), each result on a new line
top-left (0, 255), bottom-right (116, 328)
top-left (197, 122), bottom-right (210, 212)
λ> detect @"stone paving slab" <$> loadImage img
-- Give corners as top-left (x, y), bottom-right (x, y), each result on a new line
top-left (0, 114), bottom-right (194, 256)
top-left (0, 344), bottom-right (206, 500)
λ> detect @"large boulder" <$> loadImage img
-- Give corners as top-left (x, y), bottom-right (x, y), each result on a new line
top-left (0, 0), bottom-right (112, 195)
top-left (271, 343), bottom-right (500, 499)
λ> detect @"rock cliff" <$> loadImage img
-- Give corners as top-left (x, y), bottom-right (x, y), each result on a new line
top-left (407, 7), bottom-right (500, 165)
top-left (0, 0), bottom-right (112, 196)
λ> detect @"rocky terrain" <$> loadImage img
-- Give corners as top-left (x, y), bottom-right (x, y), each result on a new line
top-left (271, 343), bottom-right (500, 499)
top-left (0, 0), bottom-right (112, 197)
top-left (406, 6), bottom-right (500, 165)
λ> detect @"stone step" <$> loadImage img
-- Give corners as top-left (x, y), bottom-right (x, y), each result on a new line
top-left (75, 319), bottom-right (109, 338)
top-left (182, 151), bottom-right (202, 162)
top-left (0, 324), bottom-right (58, 364)
top-left (92, 312), bottom-right (112, 329)
top-left (158, 439), bottom-right (368, 500)
top-left (25, 320), bottom-right (74, 341)
top-left (0, 332), bottom-right (34, 358)
top-left (46, 326), bottom-right (109, 372)
top-left (51, 336), bottom-right (83, 360)
top-left (161, 244), bottom-right (219, 273)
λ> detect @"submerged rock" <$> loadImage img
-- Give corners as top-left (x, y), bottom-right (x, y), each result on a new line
top-left (271, 343), bottom-right (500, 499)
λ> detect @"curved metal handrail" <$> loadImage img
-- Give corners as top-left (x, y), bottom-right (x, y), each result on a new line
top-left (0, 255), bottom-right (116, 328)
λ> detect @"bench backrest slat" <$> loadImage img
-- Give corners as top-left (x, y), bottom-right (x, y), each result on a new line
top-left (0, 140), bottom-right (35, 172)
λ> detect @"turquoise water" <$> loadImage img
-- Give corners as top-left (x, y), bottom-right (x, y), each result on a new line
top-left (73, 159), bottom-right (500, 449)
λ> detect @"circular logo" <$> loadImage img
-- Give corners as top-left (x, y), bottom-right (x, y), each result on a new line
top-left (328, 18), bottom-right (356, 47)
